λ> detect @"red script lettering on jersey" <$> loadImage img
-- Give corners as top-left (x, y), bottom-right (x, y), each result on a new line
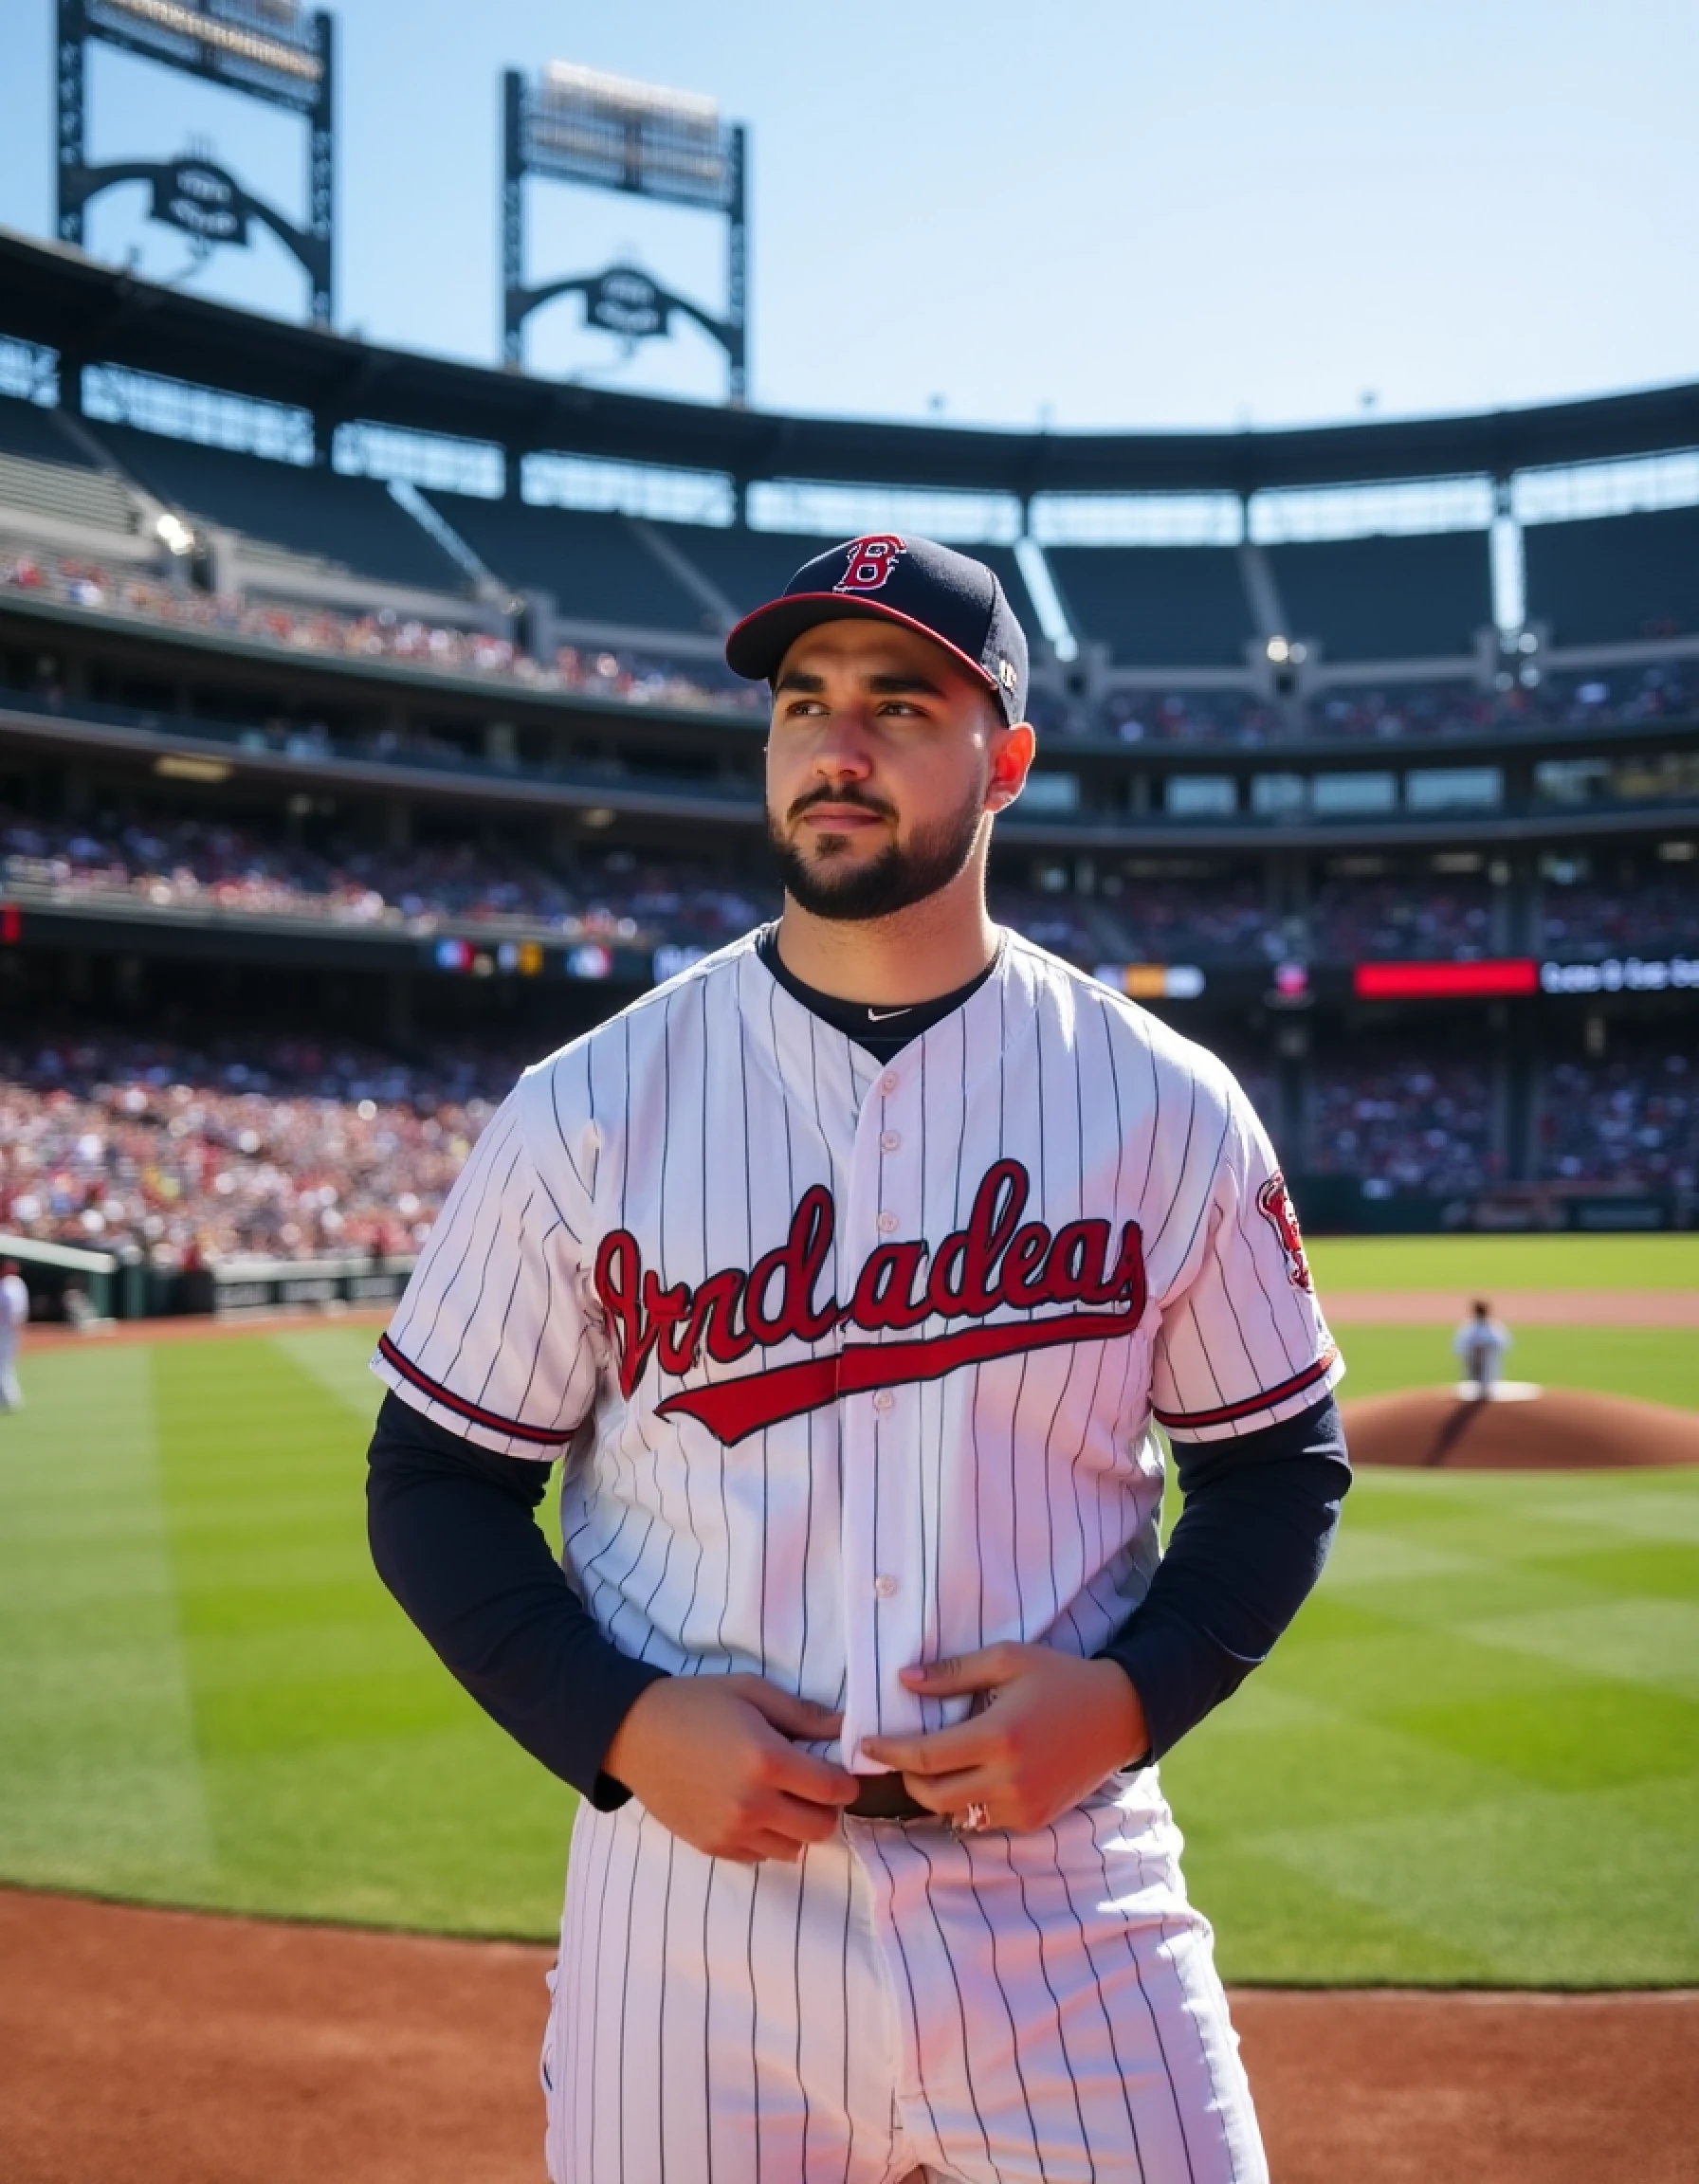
top-left (592, 1159), bottom-right (1148, 1445)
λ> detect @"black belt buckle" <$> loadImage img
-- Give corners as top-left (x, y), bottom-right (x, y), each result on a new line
top-left (846, 1774), bottom-right (932, 1822)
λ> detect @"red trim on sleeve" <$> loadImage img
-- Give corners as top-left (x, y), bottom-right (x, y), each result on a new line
top-left (1153, 1347), bottom-right (1339, 1433)
top-left (376, 1333), bottom-right (578, 1447)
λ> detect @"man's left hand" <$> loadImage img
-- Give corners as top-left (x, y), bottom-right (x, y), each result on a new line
top-left (858, 1645), bottom-right (1149, 1833)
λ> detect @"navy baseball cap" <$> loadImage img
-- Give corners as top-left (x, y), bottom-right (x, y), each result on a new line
top-left (725, 535), bottom-right (1030, 725)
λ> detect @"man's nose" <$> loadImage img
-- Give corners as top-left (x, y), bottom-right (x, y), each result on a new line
top-left (809, 710), bottom-right (875, 776)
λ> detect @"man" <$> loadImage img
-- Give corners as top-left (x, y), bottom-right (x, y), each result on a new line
top-left (1453, 1298), bottom-right (1512, 1396)
top-left (0, 1259), bottom-right (29, 1410)
top-left (367, 536), bottom-right (1350, 2183)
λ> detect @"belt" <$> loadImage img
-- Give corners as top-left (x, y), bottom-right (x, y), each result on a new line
top-left (846, 1774), bottom-right (933, 1821)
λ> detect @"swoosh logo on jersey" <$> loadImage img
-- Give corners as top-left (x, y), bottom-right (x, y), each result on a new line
top-left (593, 1158), bottom-right (1149, 1447)
top-left (866, 1006), bottom-right (912, 1021)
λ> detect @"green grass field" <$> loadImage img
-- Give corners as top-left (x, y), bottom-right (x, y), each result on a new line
top-left (0, 1248), bottom-right (1694, 1984)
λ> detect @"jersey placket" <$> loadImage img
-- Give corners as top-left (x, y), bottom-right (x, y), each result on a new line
top-left (838, 1058), bottom-right (928, 1769)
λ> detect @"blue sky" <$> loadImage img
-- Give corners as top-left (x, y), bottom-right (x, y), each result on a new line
top-left (2, 0), bottom-right (1695, 431)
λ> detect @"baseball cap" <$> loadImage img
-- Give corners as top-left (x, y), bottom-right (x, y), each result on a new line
top-left (724, 534), bottom-right (1030, 726)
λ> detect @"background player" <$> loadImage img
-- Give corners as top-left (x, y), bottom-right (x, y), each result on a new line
top-left (0, 1260), bottom-right (28, 1412)
top-left (367, 537), bottom-right (1351, 2182)
top-left (1454, 1297), bottom-right (1512, 1395)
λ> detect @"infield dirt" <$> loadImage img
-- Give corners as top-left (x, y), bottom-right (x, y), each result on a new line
top-left (1, 1889), bottom-right (1692, 2184)
top-left (1341, 1383), bottom-right (1699, 1467)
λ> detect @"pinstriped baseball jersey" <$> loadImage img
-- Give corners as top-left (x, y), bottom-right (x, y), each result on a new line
top-left (373, 927), bottom-right (1342, 1773)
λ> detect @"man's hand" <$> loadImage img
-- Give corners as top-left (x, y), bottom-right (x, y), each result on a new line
top-left (602, 1674), bottom-right (861, 1864)
top-left (859, 1645), bottom-right (1149, 1834)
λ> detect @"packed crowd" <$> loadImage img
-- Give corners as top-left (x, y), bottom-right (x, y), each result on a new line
top-left (4, 1021), bottom-right (1691, 1273)
top-left (9, 538), bottom-right (1693, 746)
top-left (1310, 684), bottom-right (1500, 741)
top-left (16, 804), bottom-right (1692, 968)
top-left (0, 1031), bottom-right (518, 1269)
top-left (0, 546), bottom-right (761, 715)
top-left (1535, 1050), bottom-right (1697, 1191)
top-left (1306, 1057), bottom-right (1497, 1195)
top-left (1306, 875), bottom-right (1497, 959)
top-left (1098, 875), bottom-right (1288, 962)
top-left (0, 807), bottom-right (774, 947)
top-left (1097, 689), bottom-right (1285, 744)
top-left (1539, 873), bottom-right (1698, 955)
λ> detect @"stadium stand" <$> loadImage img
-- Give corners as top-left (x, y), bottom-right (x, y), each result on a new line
top-left (425, 491), bottom-right (708, 631)
top-left (1310, 680), bottom-right (1496, 740)
top-left (0, 395), bottom-right (87, 467)
top-left (0, 396), bottom-right (143, 543)
top-left (1268, 532), bottom-right (1492, 661)
top-left (1308, 866), bottom-right (1498, 957)
top-left (1524, 506), bottom-right (1699, 646)
top-left (0, 1028), bottom-right (509, 1265)
top-left (1536, 1046), bottom-right (1697, 1189)
top-left (0, 804), bottom-right (775, 945)
top-left (91, 423), bottom-right (467, 595)
top-left (1045, 545), bottom-right (1253, 667)
top-left (1533, 658), bottom-right (1692, 726)
top-left (1308, 1050), bottom-right (1497, 1193)
top-left (649, 523), bottom-right (837, 617)
top-left (1098, 870), bottom-right (1280, 960)
top-left (1099, 688), bottom-right (1283, 742)
top-left (1539, 848), bottom-right (1698, 955)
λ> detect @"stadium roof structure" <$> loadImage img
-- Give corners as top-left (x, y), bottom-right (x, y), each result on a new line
top-left (6, 225), bottom-right (1699, 497)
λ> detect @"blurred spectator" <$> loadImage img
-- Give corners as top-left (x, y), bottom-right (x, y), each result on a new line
top-left (1096, 873), bottom-right (1284, 962)
top-left (1308, 875), bottom-right (1495, 959)
top-left (1536, 1050), bottom-right (1697, 1190)
top-left (0, 1031), bottom-right (521, 1270)
top-left (1308, 1057), bottom-right (1495, 1193)
top-left (0, 546), bottom-right (763, 716)
top-left (1539, 870), bottom-right (1698, 956)
top-left (1311, 684), bottom-right (1494, 741)
top-left (1098, 689), bottom-right (1282, 744)
top-left (0, 807), bottom-right (774, 945)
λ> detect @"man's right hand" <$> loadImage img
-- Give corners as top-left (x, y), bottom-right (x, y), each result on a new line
top-left (601, 1674), bottom-right (861, 1864)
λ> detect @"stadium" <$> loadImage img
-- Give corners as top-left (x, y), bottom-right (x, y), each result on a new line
top-left (0, 6), bottom-right (1695, 2182)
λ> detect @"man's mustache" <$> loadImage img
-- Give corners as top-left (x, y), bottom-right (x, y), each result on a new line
top-left (786, 785), bottom-right (897, 825)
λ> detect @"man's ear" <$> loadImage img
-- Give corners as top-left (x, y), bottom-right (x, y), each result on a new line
top-left (985, 722), bottom-right (1036, 812)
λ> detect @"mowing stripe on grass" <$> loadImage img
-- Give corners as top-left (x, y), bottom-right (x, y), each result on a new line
top-left (1164, 1463), bottom-right (1699, 1987)
top-left (0, 1344), bottom-right (211, 1894)
top-left (144, 1334), bottom-right (575, 1935)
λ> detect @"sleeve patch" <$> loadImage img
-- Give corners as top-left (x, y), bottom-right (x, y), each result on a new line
top-left (1254, 1170), bottom-right (1314, 1292)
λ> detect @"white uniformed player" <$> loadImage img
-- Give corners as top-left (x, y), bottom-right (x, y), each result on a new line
top-left (1453, 1298), bottom-right (1512, 1395)
top-left (368, 537), bottom-right (1350, 2183)
top-left (0, 1259), bottom-right (29, 1411)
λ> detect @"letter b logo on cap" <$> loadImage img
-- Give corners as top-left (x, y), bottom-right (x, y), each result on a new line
top-left (834, 536), bottom-right (904, 593)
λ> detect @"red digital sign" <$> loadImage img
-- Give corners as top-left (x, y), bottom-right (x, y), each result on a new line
top-left (0, 903), bottom-right (20, 945)
top-left (1354, 958), bottom-right (1539, 1000)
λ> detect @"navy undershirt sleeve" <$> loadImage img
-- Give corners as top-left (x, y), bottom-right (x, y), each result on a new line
top-left (1096, 1392), bottom-right (1351, 1762)
top-left (368, 1388), bottom-right (1347, 1801)
top-left (365, 1391), bottom-right (667, 1811)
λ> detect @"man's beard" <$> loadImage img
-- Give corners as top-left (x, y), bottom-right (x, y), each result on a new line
top-left (768, 781), bottom-right (986, 922)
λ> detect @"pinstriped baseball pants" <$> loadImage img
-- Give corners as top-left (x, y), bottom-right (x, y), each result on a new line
top-left (542, 1779), bottom-right (1266, 2183)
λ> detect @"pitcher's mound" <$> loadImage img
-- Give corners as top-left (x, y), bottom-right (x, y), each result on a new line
top-left (1341, 1385), bottom-right (1699, 1469)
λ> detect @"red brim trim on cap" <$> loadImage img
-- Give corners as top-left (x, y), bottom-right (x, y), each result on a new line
top-left (724, 592), bottom-right (1001, 700)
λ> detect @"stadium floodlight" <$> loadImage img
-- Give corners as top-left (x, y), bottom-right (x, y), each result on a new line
top-left (529, 64), bottom-right (730, 206)
top-left (502, 59), bottom-right (749, 400)
top-left (58, 0), bottom-right (336, 325)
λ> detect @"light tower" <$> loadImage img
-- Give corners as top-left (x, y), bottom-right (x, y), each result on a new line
top-left (501, 61), bottom-right (748, 403)
top-left (56, 0), bottom-right (336, 327)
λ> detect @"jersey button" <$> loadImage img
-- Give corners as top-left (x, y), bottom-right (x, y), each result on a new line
top-left (877, 1210), bottom-right (898, 1233)
top-left (872, 1389), bottom-right (894, 1411)
top-left (880, 1131), bottom-right (901, 1152)
top-left (873, 1574), bottom-right (898, 1598)
top-left (880, 1073), bottom-right (898, 1095)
